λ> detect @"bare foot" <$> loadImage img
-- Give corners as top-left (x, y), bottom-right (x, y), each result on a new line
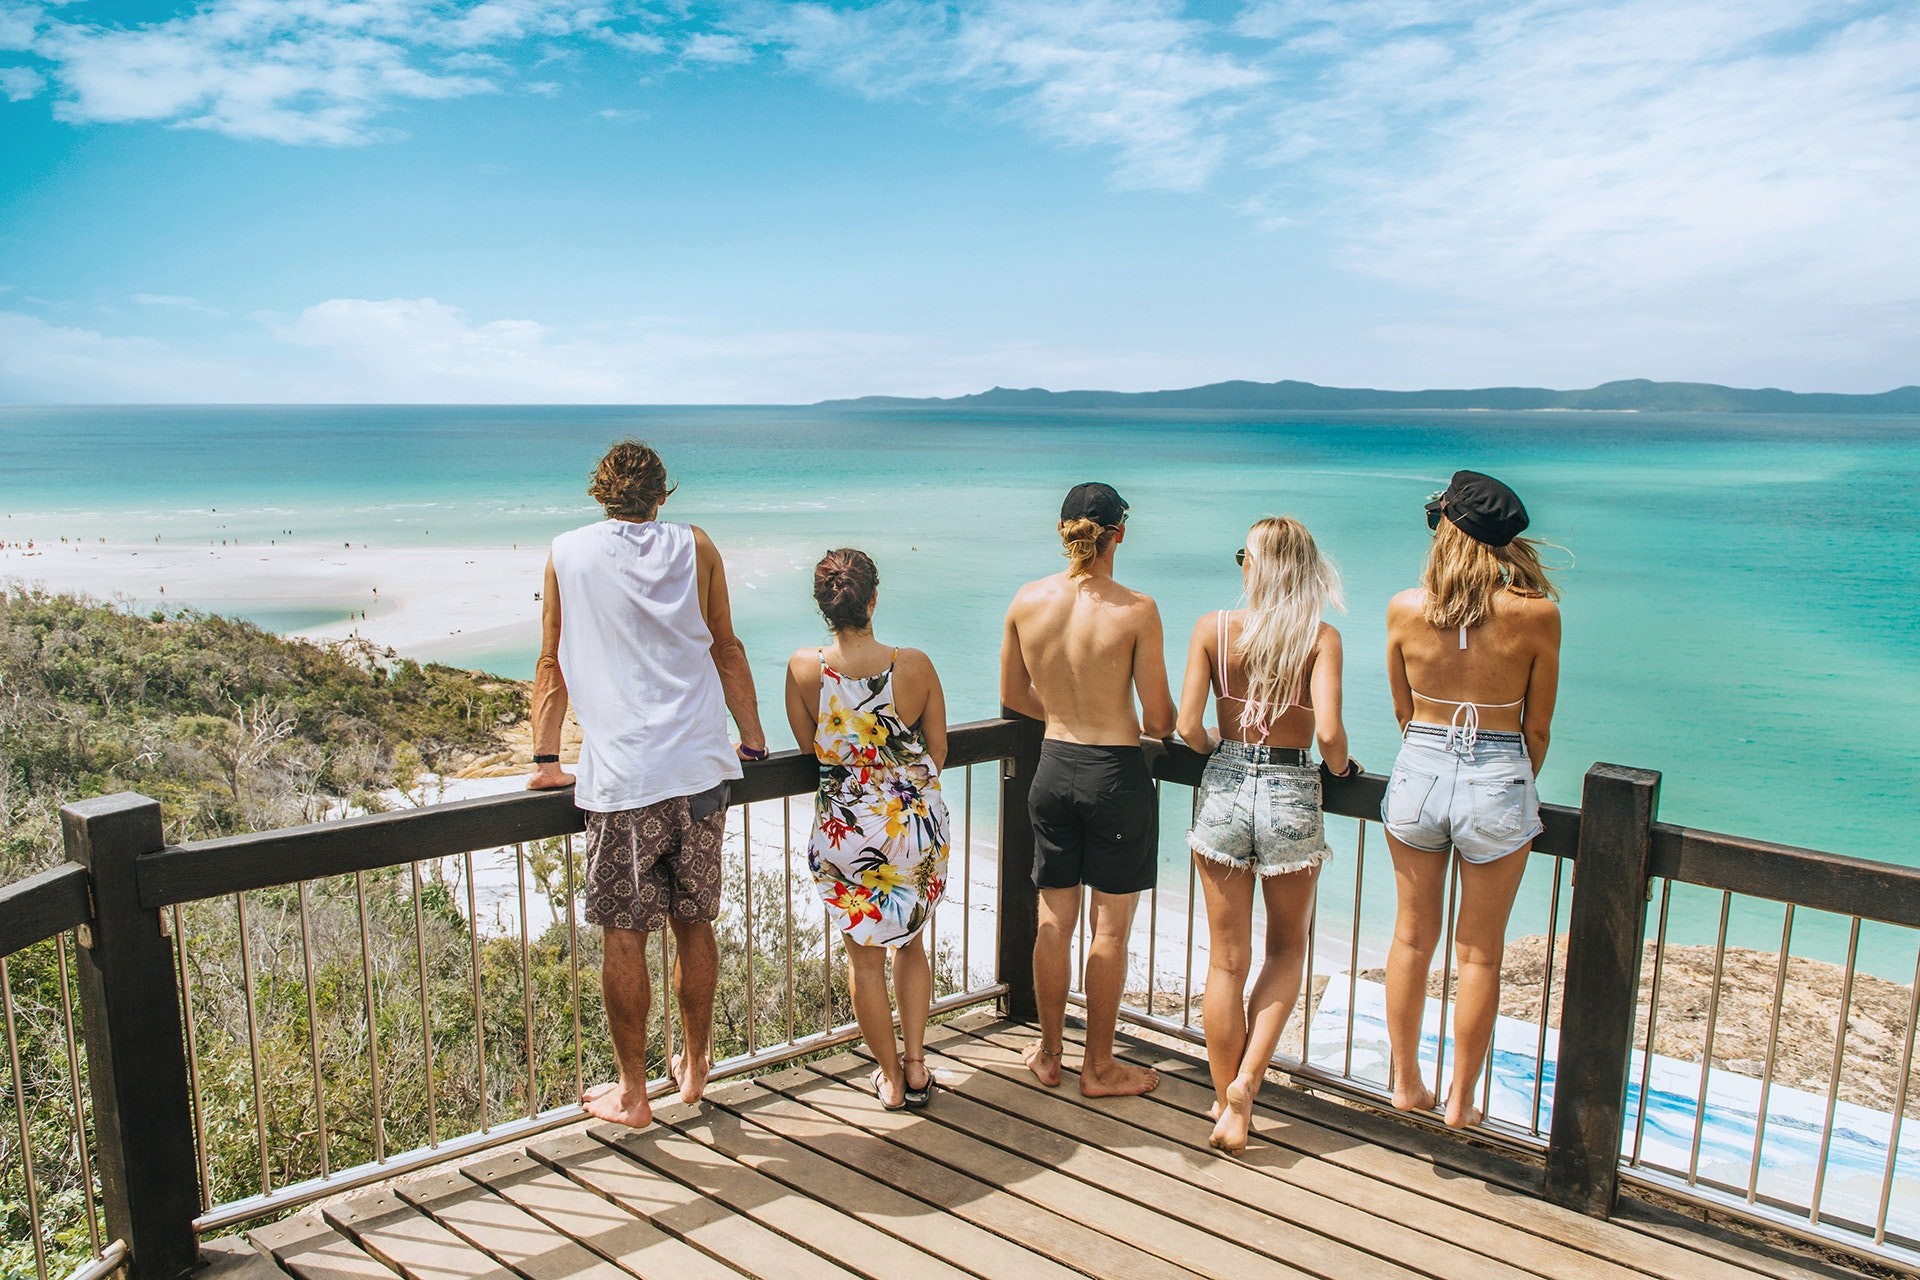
top-left (1444, 1096), bottom-right (1485, 1129)
top-left (1080, 1059), bottom-right (1159, 1098)
top-left (1391, 1077), bottom-right (1437, 1113)
top-left (1024, 1043), bottom-right (1064, 1087)
top-left (1208, 1074), bottom-right (1254, 1154)
top-left (581, 1079), bottom-right (652, 1128)
top-left (1209, 1099), bottom-right (1222, 1121)
top-left (671, 1053), bottom-right (710, 1105)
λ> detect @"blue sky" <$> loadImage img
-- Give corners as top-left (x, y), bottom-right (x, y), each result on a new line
top-left (1, 0), bottom-right (1915, 402)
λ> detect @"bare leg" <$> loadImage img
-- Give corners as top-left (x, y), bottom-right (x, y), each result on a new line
top-left (1080, 889), bottom-right (1159, 1097)
top-left (894, 933), bottom-right (932, 1092)
top-left (583, 926), bottom-right (654, 1127)
top-left (846, 938), bottom-right (903, 1106)
top-left (667, 917), bottom-right (717, 1104)
top-left (1026, 886), bottom-right (1080, 1086)
top-left (1384, 836), bottom-right (1445, 1112)
top-left (1213, 863), bottom-right (1320, 1153)
top-left (1444, 847), bottom-right (1531, 1128)
top-left (1194, 853), bottom-right (1255, 1118)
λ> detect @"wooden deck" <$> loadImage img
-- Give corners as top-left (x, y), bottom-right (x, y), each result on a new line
top-left (241, 1012), bottom-right (1866, 1280)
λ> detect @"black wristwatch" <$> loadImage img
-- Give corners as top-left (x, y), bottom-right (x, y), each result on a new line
top-left (533, 753), bottom-right (559, 765)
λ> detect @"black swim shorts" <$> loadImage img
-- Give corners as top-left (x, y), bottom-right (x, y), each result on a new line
top-left (1029, 740), bottom-right (1158, 895)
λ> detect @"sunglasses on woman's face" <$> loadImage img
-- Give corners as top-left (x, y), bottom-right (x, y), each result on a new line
top-left (1235, 548), bottom-right (1248, 566)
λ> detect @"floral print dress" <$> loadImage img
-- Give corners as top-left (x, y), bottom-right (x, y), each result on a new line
top-left (808, 651), bottom-right (950, 948)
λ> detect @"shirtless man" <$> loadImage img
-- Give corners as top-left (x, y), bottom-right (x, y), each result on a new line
top-left (1001, 482), bottom-right (1176, 1098)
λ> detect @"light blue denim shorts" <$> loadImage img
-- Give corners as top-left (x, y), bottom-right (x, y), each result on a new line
top-left (1189, 740), bottom-right (1331, 877)
top-left (1381, 724), bottom-right (1542, 863)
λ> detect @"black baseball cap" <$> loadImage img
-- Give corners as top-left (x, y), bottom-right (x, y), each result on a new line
top-left (1060, 482), bottom-right (1129, 528)
top-left (1425, 470), bottom-right (1529, 547)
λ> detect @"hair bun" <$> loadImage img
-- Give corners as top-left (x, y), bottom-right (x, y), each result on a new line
top-left (813, 548), bottom-right (879, 633)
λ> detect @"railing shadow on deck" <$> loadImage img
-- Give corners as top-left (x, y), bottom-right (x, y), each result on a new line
top-left (2, 711), bottom-right (1918, 1280)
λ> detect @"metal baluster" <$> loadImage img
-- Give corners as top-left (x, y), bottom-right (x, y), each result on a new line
top-left (784, 798), bottom-right (796, 1045)
top-left (1810, 917), bottom-right (1862, 1224)
top-left (1686, 891), bottom-right (1733, 1186)
top-left (1630, 880), bottom-right (1672, 1166)
top-left (1077, 885), bottom-right (1090, 994)
top-left (744, 804), bottom-right (757, 1054)
top-left (1530, 858), bottom-right (1564, 1135)
top-left (464, 851), bottom-right (488, 1134)
top-left (411, 862), bottom-right (438, 1147)
top-left (234, 892), bottom-right (272, 1193)
top-left (517, 844), bottom-right (535, 1118)
top-left (963, 768), bottom-right (973, 990)
top-left (1432, 860), bottom-right (1460, 1101)
top-left (663, 929), bottom-right (677, 1069)
top-left (566, 837), bottom-right (582, 1102)
top-left (173, 904), bottom-right (212, 1207)
top-left (54, 933), bottom-right (101, 1255)
top-left (1302, 864), bottom-right (1319, 1066)
top-left (821, 909), bottom-right (834, 1035)
top-left (1745, 905), bottom-right (1796, 1203)
top-left (2, 953), bottom-right (49, 1280)
top-left (296, 883), bottom-right (330, 1177)
top-left (355, 870), bottom-right (386, 1162)
top-left (1346, 822), bottom-right (1365, 1079)
top-left (1146, 781), bottom-right (1160, 1014)
top-left (1183, 788), bottom-right (1198, 1030)
top-left (1873, 944), bottom-right (1920, 1244)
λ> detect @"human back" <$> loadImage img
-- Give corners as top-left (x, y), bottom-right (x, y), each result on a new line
top-left (1007, 570), bottom-right (1165, 745)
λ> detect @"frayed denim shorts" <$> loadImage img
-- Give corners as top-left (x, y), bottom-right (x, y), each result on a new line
top-left (1381, 724), bottom-right (1542, 863)
top-left (1188, 740), bottom-right (1331, 877)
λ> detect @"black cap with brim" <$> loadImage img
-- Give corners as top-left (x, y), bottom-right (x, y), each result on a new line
top-left (1427, 470), bottom-right (1528, 547)
top-left (1060, 481), bottom-right (1129, 528)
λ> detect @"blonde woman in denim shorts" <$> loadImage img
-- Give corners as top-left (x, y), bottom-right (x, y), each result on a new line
top-left (1177, 516), bottom-right (1355, 1154)
top-left (1382, 470), bottom-right (1561, 1129)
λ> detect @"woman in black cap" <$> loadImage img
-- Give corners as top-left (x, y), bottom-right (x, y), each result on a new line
top-left (1381, 470), bottom-right (1561, 1128)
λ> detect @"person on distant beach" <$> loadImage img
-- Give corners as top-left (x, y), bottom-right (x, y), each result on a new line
top-left (528, 440), bottom-right (770, 1129)
top-left (786, 549), bottom-right (950, 1110)
top-left (1177, 516), bottom-right (1355, 1154)
top-left (1002, 482), bottom-right (1175, 1098)
top-left (1382, 470), bottom-right (1560, 1128)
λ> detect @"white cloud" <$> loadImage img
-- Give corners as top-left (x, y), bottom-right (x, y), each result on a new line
top-left (0, 64), bottom-right (41, 100)
top-left (681, 31), bottom-right (750, 64)
top-left (132, 292), bottom-right (226, 315)
top-left (733, 0), bottom-right (1266, 191)
top-left (0, 311), bottom-right (256, 401)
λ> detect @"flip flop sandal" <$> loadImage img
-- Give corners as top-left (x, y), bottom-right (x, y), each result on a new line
top-left (871, 1066), bottom-right (907, 1111)
top-left (902, 1056), bottom-right (933, 1109)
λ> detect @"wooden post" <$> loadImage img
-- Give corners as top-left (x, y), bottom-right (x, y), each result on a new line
top-left (995, 711), bottom-right (1045, 1023)
top-left (63, 794), bottom-right (202, 1280)
top-left (1544, 764), bottom-right (1662, 1217)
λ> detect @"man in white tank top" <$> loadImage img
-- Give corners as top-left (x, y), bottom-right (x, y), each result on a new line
top-left (528, 441), bottom-right (768, 1128)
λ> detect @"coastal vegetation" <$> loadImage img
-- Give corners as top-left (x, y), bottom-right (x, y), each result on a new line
top-left (0, 587), bottom-right (858, 1280)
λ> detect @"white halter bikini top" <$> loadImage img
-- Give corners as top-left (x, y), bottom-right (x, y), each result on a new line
top-left (1408, 624), bottom-right (1524, 750)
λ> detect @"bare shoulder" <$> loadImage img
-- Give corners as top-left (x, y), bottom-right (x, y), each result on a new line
top-left (1190, 609), bottom-right (1222, 642)
top-left (1387, 587), bottom-right (1424, 616)
top-left (1509, 592), bottom-right (1562, 635)
top-left (1316, 620), bottom-right (1344, 651)
top-left (893, 646), bottom-right (938, 678)
top-left (787, 647), bottom-right (821, 679)
top-left (688, 523), bottom-right (719, 562)
top-left (1009, 573), bottom-right (1064, 615)
top-left (1117, 581), bottom-right (1162, 615)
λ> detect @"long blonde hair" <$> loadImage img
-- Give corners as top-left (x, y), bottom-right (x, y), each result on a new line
top-left (1235, 517), bottom-right (1343, 726)
top-left (1421, 518), bottom-right (1559, 629)
top-left (1060, 517), bottom-right (1119, 577)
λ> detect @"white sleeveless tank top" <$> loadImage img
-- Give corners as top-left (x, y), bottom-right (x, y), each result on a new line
top-left (551, 519), bottom-right (741, 812)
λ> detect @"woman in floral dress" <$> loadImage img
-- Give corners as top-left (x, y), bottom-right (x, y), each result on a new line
top-left (784, 548), bottom-right (950, 1109)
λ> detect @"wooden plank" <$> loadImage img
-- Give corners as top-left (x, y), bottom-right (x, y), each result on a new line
top-left (0, 863), bottom-right (91, 957)
top-left (323, 1187), bottom-right (519, 1280)
top-left (202, 1236), bottom-right (300, 1280)
top-left (929, 1023), bottom-right (1634, 1280)
top-left (461, 1147), bottom-right (744, 1280)
top-left (812, 1050), bottom-right (1427, 1280)
top-left (395, 1168), bottom-right (632, 1280)
top-left (782, 1053), bottom-right (1320, 1280)
top-left (721, 1069), bottom-right (1198, 1280)
top-left (1611, 1199), bottom-right (1874, 1280)
top-left (250, 1211), bottom-right (402, 1280)
top-left (529, 1126), bottom-right (863, 1280)
top-left (1650, 822), bottom-right (1920, 930)
top-left (1548, 764), bottom-right (1661, 1216)
top-left (1043, 1017), bottom-right (1825, 1280)
top-left (670, 1079), bottom-right (1082, 1280)
top-left (592, 1109), bottom-right (978, 1280)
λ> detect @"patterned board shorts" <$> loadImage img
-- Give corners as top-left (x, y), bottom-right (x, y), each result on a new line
top-left (583, 783), bottom-right (728, 933)
top-left (1188, 740), bottom-right (1332, 877)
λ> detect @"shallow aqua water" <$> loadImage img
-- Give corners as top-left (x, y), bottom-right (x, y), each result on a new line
top-left (7, 405), bottom-right (1916, 971)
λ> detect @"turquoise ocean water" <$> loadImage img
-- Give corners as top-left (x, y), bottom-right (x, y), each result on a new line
top-left (5, 405), bottom-right (1917, 973)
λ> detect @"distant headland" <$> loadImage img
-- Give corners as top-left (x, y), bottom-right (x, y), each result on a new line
top-left (820, 377), bottom-right (1920, 414)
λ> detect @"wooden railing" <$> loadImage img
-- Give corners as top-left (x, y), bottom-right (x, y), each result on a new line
top-left (5, 711), bottom-right (1919, 1277)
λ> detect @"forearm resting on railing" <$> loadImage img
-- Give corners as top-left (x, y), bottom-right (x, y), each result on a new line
top-left (712, 635), bottom-right (768, 750)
